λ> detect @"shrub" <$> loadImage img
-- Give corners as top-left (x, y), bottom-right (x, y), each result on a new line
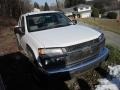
top-left (101, 45), bottom-right (120, 71)
top-left (107, 12), bottom-right (117, 19)
top-left (91, 7), bottom-right (99, 17)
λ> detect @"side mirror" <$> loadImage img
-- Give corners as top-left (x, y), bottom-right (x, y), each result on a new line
top-left (14, 25), bottom-right (25, 35)
top-left (72, 20), bottom-right (77, 25)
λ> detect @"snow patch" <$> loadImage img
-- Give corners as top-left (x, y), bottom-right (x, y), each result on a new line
top-left (95, 65), bottom-right (120, 90)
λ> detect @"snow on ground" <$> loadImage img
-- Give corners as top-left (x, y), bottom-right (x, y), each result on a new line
top-left (95, 65), bottom-right (120, 90)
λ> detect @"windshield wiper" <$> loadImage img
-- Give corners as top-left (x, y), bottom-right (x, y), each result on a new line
top-left (54, 23), bottom-right (71, 28)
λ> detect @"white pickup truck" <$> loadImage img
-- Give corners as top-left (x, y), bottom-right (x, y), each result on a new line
top-left (14, 11), bottom-right (109, 75)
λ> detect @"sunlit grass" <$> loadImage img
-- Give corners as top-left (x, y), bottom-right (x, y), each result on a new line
top-left (79, 18), bottom-right (120, 35)
top-left (105, 45), bottom-right (120, 65)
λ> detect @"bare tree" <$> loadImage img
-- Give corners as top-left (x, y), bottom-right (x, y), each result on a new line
top-left (0, 0), bottom-right (33, 19)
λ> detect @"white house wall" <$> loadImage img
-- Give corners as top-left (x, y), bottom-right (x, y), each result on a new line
top-left (81, 12), bottom-right (91, 18)
top-left (65, 12), bottom-right (73, 16)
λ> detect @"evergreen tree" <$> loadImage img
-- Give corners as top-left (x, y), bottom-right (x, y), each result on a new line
top-left (44, 2), bottom-right (50, 11)
top-left (34, 2), bottom-right (40, 9)
top-left (91, 6), bottom-right (99, 17)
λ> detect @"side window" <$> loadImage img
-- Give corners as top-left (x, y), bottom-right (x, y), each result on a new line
top-left (21, 17), bottom-right (25, 32)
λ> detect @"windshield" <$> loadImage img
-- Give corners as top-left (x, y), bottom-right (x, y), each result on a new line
top-left (26, 12), bottom-right (72, 32)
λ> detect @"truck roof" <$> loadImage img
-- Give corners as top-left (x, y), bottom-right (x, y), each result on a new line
top-left (22, 11), bottom-right (61, 16)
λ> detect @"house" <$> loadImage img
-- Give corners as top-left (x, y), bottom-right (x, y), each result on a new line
top-left (32, 8), bottom-right (41, 12)
top-left (62, 4), bottom-right (92, 18)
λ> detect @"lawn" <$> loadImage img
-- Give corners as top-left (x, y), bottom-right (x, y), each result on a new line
top-left (79, 18), bottom-right (120, 35)
top-left (106, 45), bottom-right (120, 65)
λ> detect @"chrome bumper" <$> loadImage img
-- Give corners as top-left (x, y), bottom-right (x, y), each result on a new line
top-left (46, 47), bottom-right (109, 74)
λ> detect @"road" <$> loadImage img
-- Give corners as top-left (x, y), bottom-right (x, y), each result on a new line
top-left (103, 31), bottom-right (120, 48)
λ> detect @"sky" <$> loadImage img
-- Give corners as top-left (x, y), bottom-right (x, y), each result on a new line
top-left (32, 0), bottom-right (57, 5)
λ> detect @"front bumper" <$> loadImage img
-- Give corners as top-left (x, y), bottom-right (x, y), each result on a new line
top-left (46, 47), bottom-right (109, 74)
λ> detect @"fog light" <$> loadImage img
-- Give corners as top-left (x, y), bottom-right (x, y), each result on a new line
top-left (56, 58), bottom-right (60, 61)
top-left (45, 60), bottom-right (49, 65)
top-left (42, 56), bottom-right (66, 67)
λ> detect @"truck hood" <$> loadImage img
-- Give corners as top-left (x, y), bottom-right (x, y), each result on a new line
top-left (29, 25), bottom-right (101, 48)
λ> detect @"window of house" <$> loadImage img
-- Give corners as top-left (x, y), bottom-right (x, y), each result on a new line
top-left (80, 8), bottom-right (83, 10)
top-left (86, 7), bottom-right (89, 9)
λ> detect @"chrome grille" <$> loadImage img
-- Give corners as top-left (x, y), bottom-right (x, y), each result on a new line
top-left (65, 39), bottom-right (104, 65)
top-left (66, 46), bottom-right (99, 65)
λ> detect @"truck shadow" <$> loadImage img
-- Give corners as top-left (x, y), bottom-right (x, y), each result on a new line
top-left (95, 67), bottom-right (110, 78)
top-left (0, 52), bottom-right (70, 90)
top-left (77, 79), bottom-right (91, 90)
top-left (0, 52), bottom-right (92, 90)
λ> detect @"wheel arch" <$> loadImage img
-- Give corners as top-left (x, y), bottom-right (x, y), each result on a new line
top-left (26, 44), bottom-right (39, 60)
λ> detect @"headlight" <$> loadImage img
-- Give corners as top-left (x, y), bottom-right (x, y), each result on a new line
top-left (98, 33), bottom-right (104, 41)
top-left (38, 48), bottom-right (66, 67)
top-left (38, 48), bottom-right (66, 57)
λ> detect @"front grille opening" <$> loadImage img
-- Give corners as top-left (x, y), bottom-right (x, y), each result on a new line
top-left (65, 39), bottom-right (105, 66)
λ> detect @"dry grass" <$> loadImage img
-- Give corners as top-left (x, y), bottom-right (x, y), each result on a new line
top-left (79, 18), bottom-right (120, 35)
top-left (0, 27), bottom-right (18, 55)
top-left (0, 17), bottom-right (18, 55)
top-left (0, 16), bottom-right (17, 27)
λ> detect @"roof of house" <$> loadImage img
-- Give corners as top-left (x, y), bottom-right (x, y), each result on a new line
top-left (62, 4), bottom-right (91, 13)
